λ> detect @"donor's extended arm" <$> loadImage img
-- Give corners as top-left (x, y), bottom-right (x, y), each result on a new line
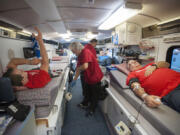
top-left (32, 27), bottom-right (49, 72)
top-left (7, 27), bottom-right (47, 70)
top-left (7, 58), bottom-right (41, 69)
top-left (131, 82), bottom-right (161, 108)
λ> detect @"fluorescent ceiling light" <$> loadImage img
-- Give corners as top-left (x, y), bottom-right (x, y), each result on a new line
top-left (60, 34), bottom-right (70, 39)
top-left (17, 32), bottom-right (30, 36)
top-left (81, 38), bottom-right (89, 42)
top-left (22, 30), bottom-right (32, 35)
top-left (59, 30), bottom-right (72, 39)
top-left (17, 29), bottom-right (32, 36)
top-left (98, 4), bottom-right (141, 30)
top-left (65, 38), bottom-right (72, 42)
top-left (43, 32), bottom-right (60, 39)
top-left (67, 30), bottom-right (72, 36)
top-left (86, 32), bottom-right (97, 39)
top-left (0, 26), bottom-right (13, 32)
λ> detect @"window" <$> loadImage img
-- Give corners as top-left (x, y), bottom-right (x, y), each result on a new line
top-left (171, 48), bottom-right (180, 72)
top-left (166, 46), bottom-right (180, 72)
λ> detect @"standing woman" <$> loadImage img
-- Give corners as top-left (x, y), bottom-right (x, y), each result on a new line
top-left (69, 42), bottom-right (103, 116)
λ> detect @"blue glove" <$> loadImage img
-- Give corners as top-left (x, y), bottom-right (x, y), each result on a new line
top-left (32, 37), bottom-right (40, 58)
top-left (69, 80), bottom-right (76, 88)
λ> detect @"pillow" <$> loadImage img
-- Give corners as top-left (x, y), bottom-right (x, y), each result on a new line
top-left (112, 63), bottom-right (130, 75)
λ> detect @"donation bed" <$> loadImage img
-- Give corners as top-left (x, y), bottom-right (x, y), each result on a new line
top-left (15, 56), bottom-right (70, 135)
top-left (99, 66), bottom-right (180, 135)
top-left (16, 75), bottom-right (64, 118)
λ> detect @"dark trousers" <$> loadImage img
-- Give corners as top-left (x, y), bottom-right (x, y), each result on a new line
top-left (83, 82), bottom-right (101, 112)
top-left (162, 85), bottom-right (180, 113)
top-left (80, 71), bottom-right (86, 96)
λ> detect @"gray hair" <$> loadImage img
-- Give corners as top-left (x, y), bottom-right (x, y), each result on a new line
top-left (69, 42), bottom-right (84, 52)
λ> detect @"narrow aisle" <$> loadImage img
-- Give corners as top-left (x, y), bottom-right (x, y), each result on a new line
top-left (61, 79), bottom-right (110, 135)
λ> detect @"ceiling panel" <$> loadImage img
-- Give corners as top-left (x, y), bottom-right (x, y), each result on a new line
top-left (0, 0), bottom-right (180, 40)
top-left (0, 8), bottom-right (44, 28)
top-left (55, 0), bottom-right (123, 33)
top-left (128, 15), bottom-right (159, 28)
top-left (129, 0), bottom-right (180, 27)
top-left (58, 7), bottom-right (113, 32)
top-left (55, 0), bottom-right (122, 9)
top-left (48, 21), bottom-right (66, 33)
top-left (67, 22), bottom-right (97, 32)
top-left (67, 22), bottom-right (98, 28)
top-left (24, 0), bottom-right (61, 22)
top-left (142, 0), bottom-right (180, 21)
top-left (34, 23), bottom-right (55, 34)
top-left (24, 23), bottom-right (55, 35)
top-left (0, 0), bottom-right (29, 12)
top-left (24, 0), bottom-right (66, 33)
top-left (59, 8), bottom-right (108, 23)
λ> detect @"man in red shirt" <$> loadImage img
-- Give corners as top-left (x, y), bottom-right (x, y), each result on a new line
top-left (79, 39), bottom-right (98, 108)
top-left (3, 27), bottom-right (51, 89)
top-left (126, 60), bottom-right (180, 112)
top-left (84, 39), bottom-right (97, 59)
top-left (69, 42), bottom-right (103, 116)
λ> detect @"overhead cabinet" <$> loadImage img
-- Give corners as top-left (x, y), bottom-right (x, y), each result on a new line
top-left (115, 22), bottom-right (142, 45)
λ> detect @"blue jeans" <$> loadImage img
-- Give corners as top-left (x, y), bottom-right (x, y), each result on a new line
top-left (162, 85), bottom-right (180, 113)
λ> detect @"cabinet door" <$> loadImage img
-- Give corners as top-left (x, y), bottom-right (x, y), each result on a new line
top-left (126, 23), bottom-right (142, 45)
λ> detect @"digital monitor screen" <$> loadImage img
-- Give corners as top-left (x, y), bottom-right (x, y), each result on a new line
top-left (171, 48), bottom-right (180, 72)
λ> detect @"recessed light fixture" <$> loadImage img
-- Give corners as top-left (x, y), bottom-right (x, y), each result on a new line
top-left (0, 26), bottom-right (13, 32)
top-left (98, 2), bottom-right (142, 30)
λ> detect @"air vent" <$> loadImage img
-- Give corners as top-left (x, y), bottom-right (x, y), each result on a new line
top-left (142, 19), bottom-right (180, 38)
top-left (158, 19), bottom-right (180, 35)
top-left (163, 36), bottom-right (180, 43)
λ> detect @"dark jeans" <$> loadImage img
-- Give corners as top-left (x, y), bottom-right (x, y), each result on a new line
top-left (83, 82), bottom-right (101, 112)
top-left (162, 85), bottom-right (180, 113)
top-left (80, 71), bottom-right (86, 96)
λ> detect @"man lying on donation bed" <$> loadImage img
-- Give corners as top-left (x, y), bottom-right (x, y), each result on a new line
top-left (126, 60), bottom-right (180, 113)
top-left (3, 27), bottom-right (51, 89)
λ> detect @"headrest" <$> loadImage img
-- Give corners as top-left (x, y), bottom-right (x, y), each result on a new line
top-left (0, 77), bottom-right (15, 102)
top-left (113, 63), bottom-right (130, 75)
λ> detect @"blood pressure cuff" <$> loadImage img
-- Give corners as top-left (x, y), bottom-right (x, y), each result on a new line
top-left (6, 101), bottom-right (30, 121)
top-left (128, 78), bottom-right (139, 87)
